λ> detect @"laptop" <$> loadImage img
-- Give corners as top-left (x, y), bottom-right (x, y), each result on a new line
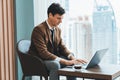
top-left (83, 48), bottom-right (108, 69)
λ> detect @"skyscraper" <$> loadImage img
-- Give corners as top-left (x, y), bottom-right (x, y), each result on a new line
top-left (92, 0), bottom-right (117, 64)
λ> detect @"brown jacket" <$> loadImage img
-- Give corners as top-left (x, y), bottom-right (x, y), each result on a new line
top-left (29, 21), bottom-right (71, 60)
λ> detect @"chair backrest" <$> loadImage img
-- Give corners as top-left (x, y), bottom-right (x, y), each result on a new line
top-left (17, 39), bottom-right (31, 54)
top-left (16, 39), bottom-right (49, 77)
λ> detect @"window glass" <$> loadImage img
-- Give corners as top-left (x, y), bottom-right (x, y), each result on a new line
top-left (59, 0), bottom-right (120, 63)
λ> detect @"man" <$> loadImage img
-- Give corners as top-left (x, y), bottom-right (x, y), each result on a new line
top-left (29, 3), bottom-right (86, 80)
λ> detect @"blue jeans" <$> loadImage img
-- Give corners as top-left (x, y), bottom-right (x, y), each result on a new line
top-left (44, 60), bottom-right (76, 80)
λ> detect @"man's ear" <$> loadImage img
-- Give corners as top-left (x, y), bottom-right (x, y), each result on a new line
top-left (49, 13), bottom-right (53, 18)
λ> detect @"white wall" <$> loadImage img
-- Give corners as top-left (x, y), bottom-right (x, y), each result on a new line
top-left (33, 0), bottom-right (59, 26)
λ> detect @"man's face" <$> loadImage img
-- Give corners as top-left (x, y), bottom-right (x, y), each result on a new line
top-left (49, 13), bottom-right (64, 27)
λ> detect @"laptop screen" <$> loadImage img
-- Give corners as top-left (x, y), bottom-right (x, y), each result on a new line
top-left (86, 48), bottom-right (108, 69)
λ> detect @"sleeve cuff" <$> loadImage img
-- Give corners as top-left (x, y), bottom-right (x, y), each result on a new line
top-left (68, 53), bottom-right (74, 59)
top-left (55, 57), bottom-right (61, 62)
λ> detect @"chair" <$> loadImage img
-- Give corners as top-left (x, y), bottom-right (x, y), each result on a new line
top-left (16, 39), bottom-right (49, 80)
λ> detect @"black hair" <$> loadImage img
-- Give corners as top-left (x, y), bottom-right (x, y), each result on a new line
top-left (47, 3), bottom-right (65, 17)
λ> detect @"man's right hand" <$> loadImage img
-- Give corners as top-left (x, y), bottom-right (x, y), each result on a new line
top-left (60, 58), bottom-right (77, 66)
top-left (60, 58), bottom-right (87, 66)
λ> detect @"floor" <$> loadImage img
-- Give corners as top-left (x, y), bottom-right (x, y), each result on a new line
top-left (32, 76), bottom-right (95, 80)
top-left (32, 76), bottom-right (120, 80)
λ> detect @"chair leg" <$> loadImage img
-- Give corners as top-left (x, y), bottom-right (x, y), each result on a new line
top-left (22, 75), bottom-right (25, 80)
top-left (40, 76), bottom-right (42, 80)
top-left (44, 76), bottom-right (48, 80)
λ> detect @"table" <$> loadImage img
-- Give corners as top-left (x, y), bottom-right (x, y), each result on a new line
top-left (58, 64), bottom-right (120, 80)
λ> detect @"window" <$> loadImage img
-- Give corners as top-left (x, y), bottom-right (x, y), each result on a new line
top-left (57, 0), bottom-right (120, 64)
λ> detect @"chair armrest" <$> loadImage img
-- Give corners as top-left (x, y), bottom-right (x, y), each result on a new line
top-left (19, 53), bottom-right (48, 76)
